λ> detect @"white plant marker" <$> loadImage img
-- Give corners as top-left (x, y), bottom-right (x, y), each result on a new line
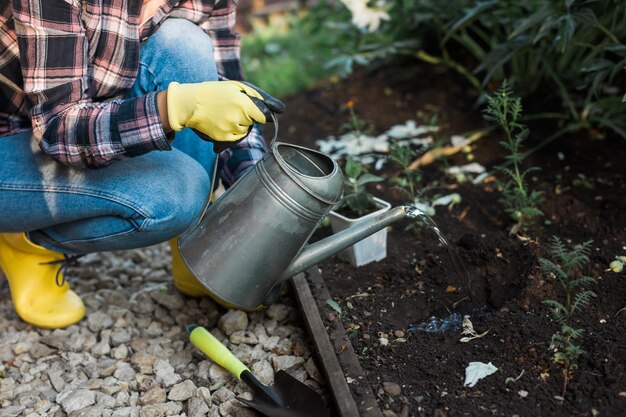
top-left (464, 362), bottom-right (498, 388)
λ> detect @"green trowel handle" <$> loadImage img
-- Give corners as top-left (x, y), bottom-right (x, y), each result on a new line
top-left (189, 326), bottom-right (249, 380)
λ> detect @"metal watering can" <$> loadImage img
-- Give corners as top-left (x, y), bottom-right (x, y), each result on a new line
top-left (178, 116), bottom-right (408, 311)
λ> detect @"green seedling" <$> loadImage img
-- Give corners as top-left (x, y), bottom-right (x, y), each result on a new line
top-left (540, 236), bottom-right (596, 399)
top-left (340, 100), bottom-right (373, 137)
top-left (388, 142), bottom-right (423, 202)
top-left (388, 142), bottom-right (426, 231)
top-left (338, 157), bottom-right (383, 217)
top-left (484, 82), bottom-right (543, 235)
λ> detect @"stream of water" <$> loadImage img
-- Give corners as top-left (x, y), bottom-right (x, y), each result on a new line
top-left (405, 205), bottom-right (474, 332)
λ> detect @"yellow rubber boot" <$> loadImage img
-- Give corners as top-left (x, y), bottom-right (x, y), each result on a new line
top-left (0, 233), bottom-right (85, 328)
top-left (169, 238), bottom-right (211, 297)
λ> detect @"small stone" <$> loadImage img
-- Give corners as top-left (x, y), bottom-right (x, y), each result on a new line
top-left (39, 334), bottom-right (67, 350)
top-left (229, 331), bottom-right (259, 345)
top-left (211, 387), bottom-right (234, 404)
top-left (111, 345), bottom-right (129, 359)
top-left (47, 371), bottom-right (65, 393)
top-left (393, 330), bottom-right (405, 338)
top-left (150, 291), bottom-right (184, 311)
top-left (70, 405), bottom-right (104, 417)
top-left (91, 341), bottom-right (111, 357)
top-left (221, 399), bottom-right (257, 417)
top-left (87, 311), bottom-right (114, 332)
top-left (187, 395), bottom-right (210, 417)
top-left (111, 329), bottom-right (132, 346)
top-left (218, 310), bottom-right (248, 336)
top-left (131, 351), bottom-right (157, 374)
top-left (115, 390), bottom-right (131, 406)
top-left (111, 407), bottom-right (137, 417)
top-left (197, 361), bottom-right (211, 380)
top-left (271, 355), bottom-right (305, 372)
top-left (114, 362), bottom-right (136, 382)
top-left (0, 405), bottom-right (26, 417)
top-left (208, 363), bottom-right (231, 383)
top-left (266, 304), bottom-right (291, 321)
top-left (153, 359), bottom-right (180, 387)
top-left (138, 387), bottom-right (166, 405)
top-left (251, 360), bottom-right (274, 385)
top-left (304, 358), bottom-right (324, 385)
top-left (168, 349), bottom-right (192, 369)
top-left (518, 390), bottom-right (529, 398)
top-left (261, 336), bottom-right (280, 351)
top-left (12, 342), bottom-right (31, 355)
top-left (167, 380), bottom-right (196, 401)
top-left (31, 342), bottom-right (53, 359)
top-left (196, 387), bottom-right (212, 405)
top-left (98, 359), bottom-right (118, 377)
top-left (0, 344), bottom-right (13, 361)
top-left (383, 382), bottom-right (402, 397)
top-left (97, 393), bottom-right (117, 408)
top-left (132, 293), bottom-right (155, 315)
top-left (57, 389), bottom-right (96, 414)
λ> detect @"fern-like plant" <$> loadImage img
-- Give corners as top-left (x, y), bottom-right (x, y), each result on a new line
top-left (484, 81), bottom-right (543, 235)
top-left (540, 236), bottom-right (596, 399)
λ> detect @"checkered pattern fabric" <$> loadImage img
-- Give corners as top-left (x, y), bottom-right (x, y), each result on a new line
top-left (0, 0), bottom-right (265, 180)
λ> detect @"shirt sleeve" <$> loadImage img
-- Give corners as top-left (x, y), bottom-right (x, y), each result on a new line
top-left (12, 0), bottom-right (171, 169)
top-left (200, 0), bottom-right (244, 81)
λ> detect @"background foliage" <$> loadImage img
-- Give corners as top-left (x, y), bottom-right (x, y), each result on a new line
top-left (243, 0), bottom-right (626, 138)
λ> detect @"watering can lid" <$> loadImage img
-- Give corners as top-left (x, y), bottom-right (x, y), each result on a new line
top-left (272, 142), bottom-right (343, 205)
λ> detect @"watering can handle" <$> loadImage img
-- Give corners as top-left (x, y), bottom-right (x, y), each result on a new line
top-left (269, 112), bottom-right (279, 148)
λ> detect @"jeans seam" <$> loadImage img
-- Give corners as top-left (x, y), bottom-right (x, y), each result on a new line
top-left (52, 221), bottom-right (149, 246)
top-left (0, 183), bottom-right (153, 221)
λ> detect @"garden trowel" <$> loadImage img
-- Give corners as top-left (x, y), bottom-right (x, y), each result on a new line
top-left (188, 325), bottom-right (330, 417)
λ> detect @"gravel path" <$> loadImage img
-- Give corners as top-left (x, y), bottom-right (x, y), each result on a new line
top-left (0, 243), bottom-right (324, 417)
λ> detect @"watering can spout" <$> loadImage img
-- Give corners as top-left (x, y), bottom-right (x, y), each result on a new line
top-left (282, 206), bottom-right (408, 279)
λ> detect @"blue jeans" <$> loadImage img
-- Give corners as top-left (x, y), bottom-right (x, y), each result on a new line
top-left (0, 19), bottom-right (220, 254)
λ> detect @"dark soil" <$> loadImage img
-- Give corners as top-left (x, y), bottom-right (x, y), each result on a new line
top-left (272, 62), bottom-right (626, 416)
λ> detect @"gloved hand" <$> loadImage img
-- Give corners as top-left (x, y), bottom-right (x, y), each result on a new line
top-left (167, 80), bottom-right (285, 151)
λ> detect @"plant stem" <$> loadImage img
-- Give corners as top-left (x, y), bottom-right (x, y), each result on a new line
top-left (413, 50), bottom-right (482, 91)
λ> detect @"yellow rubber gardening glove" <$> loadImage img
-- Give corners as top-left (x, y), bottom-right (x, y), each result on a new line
top-left (167, 80), bottom-right (284, 151)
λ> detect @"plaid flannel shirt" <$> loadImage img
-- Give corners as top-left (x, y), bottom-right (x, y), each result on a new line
top-left (0, 0), bottom-right (265, 185)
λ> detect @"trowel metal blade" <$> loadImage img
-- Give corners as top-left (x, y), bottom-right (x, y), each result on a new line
top-left (237, 371), bottom-right (329, 417)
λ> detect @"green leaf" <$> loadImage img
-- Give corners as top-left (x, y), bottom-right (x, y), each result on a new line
top-left (445, 0), bottom-right (498, 41)
top-left (356, 173), bottom-right (384, 186)
top-left (326, 298), bottom-right (343, 315)
top-left (509, 7), bottom-right (552, 40)
top-left (569, 276), bottom-right (597, 289)
top-left (571, 291), bottom-right (593, 315)
top-left (344, 157), bottom-right (362, 179)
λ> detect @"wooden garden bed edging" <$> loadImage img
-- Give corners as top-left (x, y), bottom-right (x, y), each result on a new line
top-left (291, 269), bottom-right (384, 417)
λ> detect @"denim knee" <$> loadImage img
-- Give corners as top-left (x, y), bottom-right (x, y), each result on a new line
top-left (136, 154), bottom-right (211, 242)
top-left (139, 18), bottom-right (219, 89)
